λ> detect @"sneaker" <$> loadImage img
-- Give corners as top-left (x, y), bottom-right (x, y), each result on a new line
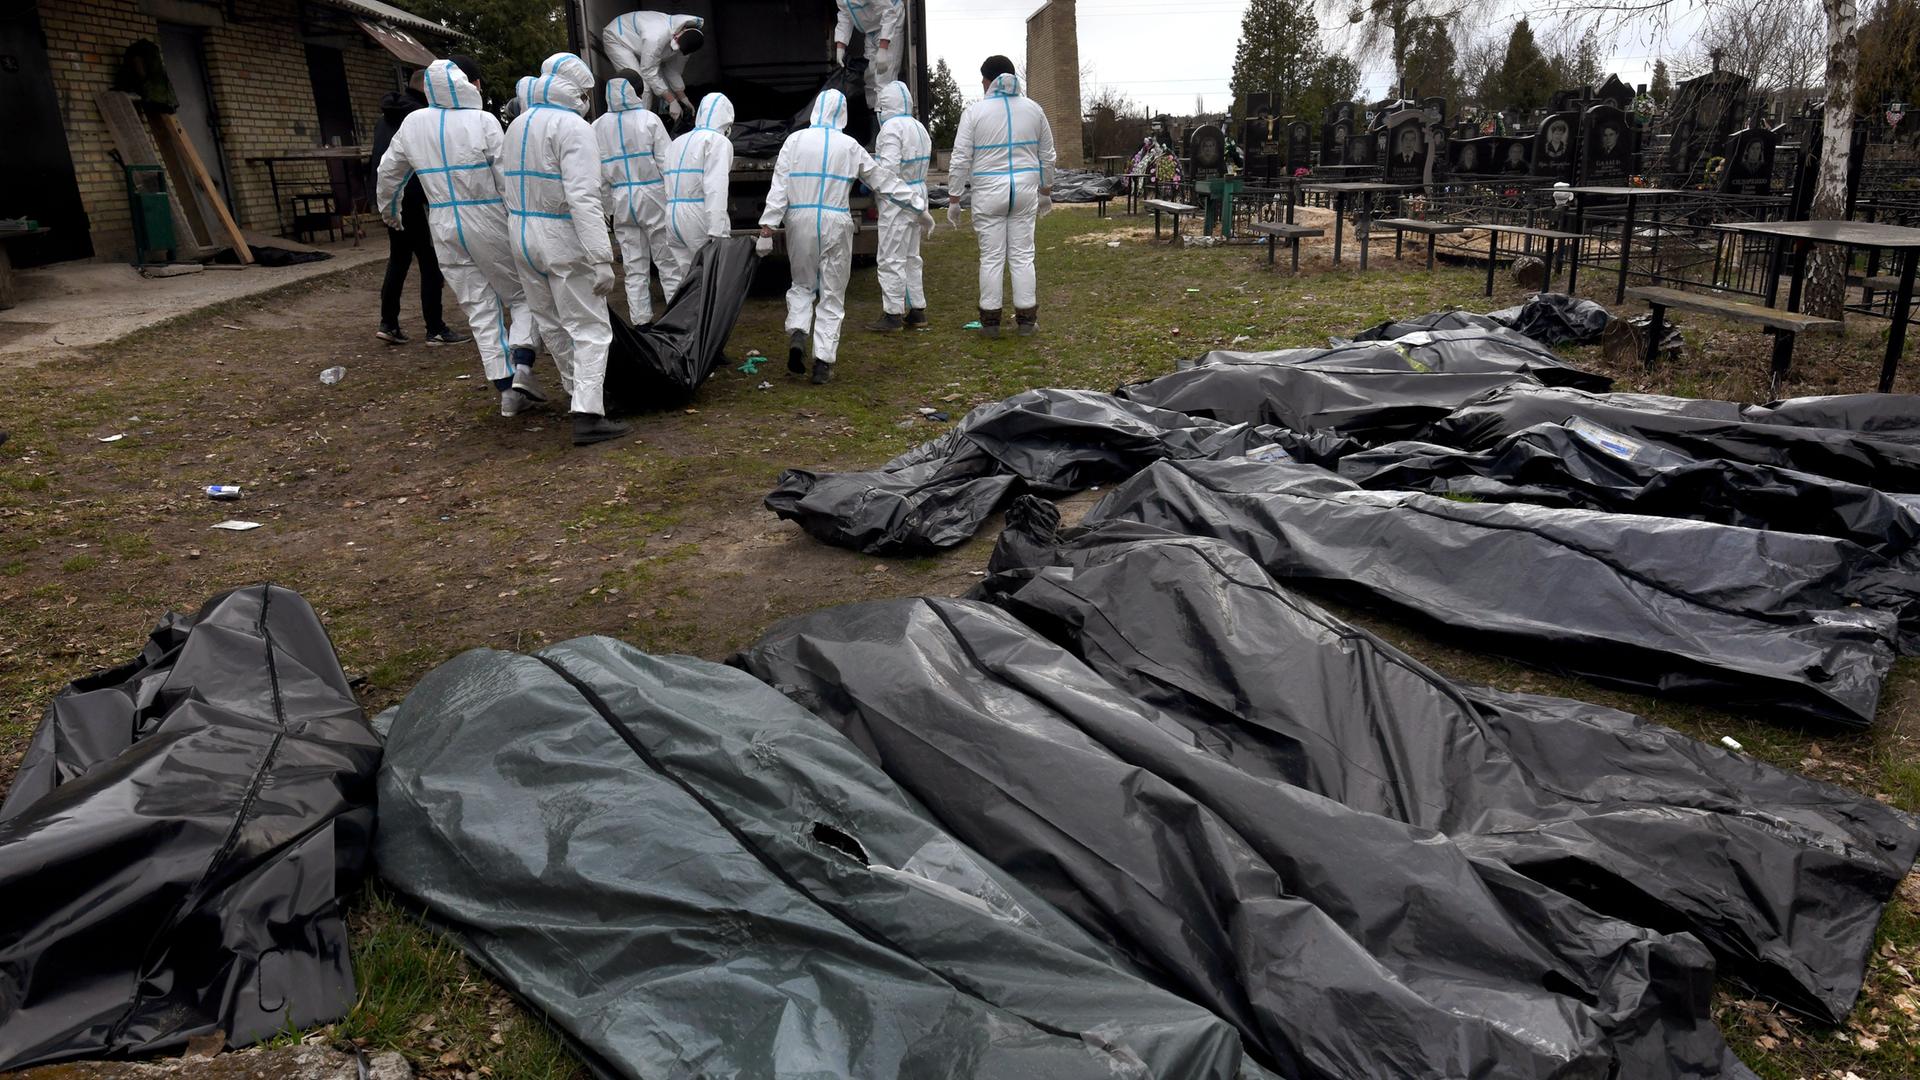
top-left (866, 313), bottom-right (905, 333)
top-left (511, 363), bottom-right (548, 404)
top-left (906, 308), bottom-right (929, 331)
top-left (376, 325), bottom-right (409, 344)
top-left (810, 359), bottom-right (834, 385)
top-left (424, 329), bottom-right (471, 346)
top-left (572, 413), bottom-right (632, 446)
top-left (500, 388), bottom-right (528, 417)
top-left (787, 330), bottom-right (807, 374)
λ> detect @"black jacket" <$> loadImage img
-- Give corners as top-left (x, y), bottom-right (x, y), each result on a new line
top-left (370, 88), bottom-right (428, 213)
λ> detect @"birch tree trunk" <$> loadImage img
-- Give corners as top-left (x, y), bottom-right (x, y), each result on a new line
top-left (1804, 0), bottom-right (1860, 319)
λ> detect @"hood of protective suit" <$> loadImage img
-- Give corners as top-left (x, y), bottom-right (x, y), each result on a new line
top-left (606, 77), bottom-right (645, 113)
top-left (694, 92), bottom-right (735, 134)
top-left (422, 60), bottom-right (483, 111)
top-left (877, 81), bottom-right (912, 122)
top-left (532, 52), bottom-right (594, 116)
top-left (514, 76), bottom-right (537, 111)
top-left (988, 73), bottom-right (1023, 98)
top-left (808, 89), bottom-right (850, 130)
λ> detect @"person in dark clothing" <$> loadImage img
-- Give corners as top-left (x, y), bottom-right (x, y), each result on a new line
top-left (370, 68), bottom-right (466, 346)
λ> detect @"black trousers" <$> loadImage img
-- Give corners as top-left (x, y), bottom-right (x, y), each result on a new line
top-left (380, 194), bottom-right (446, 333)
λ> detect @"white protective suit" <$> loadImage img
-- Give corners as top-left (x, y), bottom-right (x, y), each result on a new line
top-left (374, 60), bottom-right (533, 384)
top-left (602, 11), bottom-right (704, 115)
top-left (871, 81), bottom-right (932, 318)
top-left (660, 93), bottom-right (735, 302)
top-left (833, 0), bottom-right (904, 112)
top-left (760, 89), bottom-right (925, 366)
top-left (593, 78), bottom-right (673, 322)
top-left (948, 73), bottom-right (1056, 316)
top-left (503, 54), bottom-right (617, 416)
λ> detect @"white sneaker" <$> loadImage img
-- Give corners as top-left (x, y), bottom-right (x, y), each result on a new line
top-left (500, 388), bottom-right (527, 417)
top-left (512, 364), bottom-right (548, 404)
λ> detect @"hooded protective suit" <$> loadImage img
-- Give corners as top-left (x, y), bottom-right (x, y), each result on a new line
top-left (948, 73), bottom-right (1056, 318)
top-left (660, 93), bottom-right (735, 301)
top-left (760, 89), bottom-right (926, 368)
top-left (594, 78), bottom-right (673, 322)
top-left (833, 0), bottom-right (904, 111)
top-left (871, 81), bottom-right (932, 319)
top-left (503, 53), bottom-right (616, 417)
top-left (375, 60), bottom-right (532, 383)
top-left (602, 11), bottom-right (704, 116)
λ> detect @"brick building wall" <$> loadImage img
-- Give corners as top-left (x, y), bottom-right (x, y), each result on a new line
top-left (36, 0), bottom-right (429, 260)
top-left (1024, 0), bottom-right (1084, 169)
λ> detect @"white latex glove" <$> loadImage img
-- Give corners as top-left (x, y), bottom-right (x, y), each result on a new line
top-left (591, 263), bottom-right (616, 298)
top-left (667, 99), bottom-right (684, 123)
top-left (835, 43), bottom-right (847, 65)
top-left (918, 211), bottom-right (936, 238)
top-left (946, 200), bottom-right (962, 228)
top-left (1038, 195), bottom-right (1053, 218)
top-left (383, 213), bottom-right (403, 232)
top-left (755, 234), bottom-right (774, 256)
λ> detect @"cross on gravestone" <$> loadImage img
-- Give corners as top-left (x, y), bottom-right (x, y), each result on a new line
top-left (1501, 133), bottom-right (1535, 175)
top-left (1535, 112), bottom-right (1578, 180)
top-left (1452, 136), bottom-right (1494, 175)
top-left (1285, 120), bottom-right (1313, 172)
top-left (1240, 117), bottom-right (1272, 149)
top-left (1720, 124), bottom-right (1779, 195)
top-left (1383, 109), bottom-right (1428, 183)
top-left (1579, 103), bottom-right (1633, 183)
top-left (1595, 74), bottom-right (1634, 111)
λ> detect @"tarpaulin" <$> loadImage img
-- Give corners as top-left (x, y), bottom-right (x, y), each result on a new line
top-left (1119, 331), bottom-right (1607, 441)
top-left (764, 388), bottom-right (1345, 554)
top-left (603, 236), bottom-right (759, 410)
top-left (0, 586), bottom-right (379, 1071)
top-left (1335, 420), bottom-right (1920, 646)
top-left (1084, 457), bottom-right (1898, 726)
top-left (375, 636), bottom-right (1257, 1080)
top-left (728, 118), bottom-right (791, 159)
top-left (1350, 309), bottom-right (1504, 340)
top-left (974, 517), bottom-right (1920, 1022)
top-left (1746, 393), bottom-right (1920, 444)
top-left (736, 597), bottom-right (1753, 1079)
top-left (1049, 168), bottom-right (1123, 203)
top-left (1485, 292), bottom-right (1615, 346)
top-left (1421, 385), bottom-right (1920, 491)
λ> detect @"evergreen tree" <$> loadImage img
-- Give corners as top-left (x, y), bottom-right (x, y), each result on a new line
top-left (1650, 58), bottom-right (1673, 103)
top-left (406, 0), bottom-right (565, 111)
top-left (1494, 18), bottom-right (1555, 110)
top-left (1297, 53), bottom-right (1361, 124)
top-left (928, 59), bottom-right (964, 149)
top-left (1400, 15), bottom-right (1460, 104)
top-left (1230, 0), bottom-right (1322, 115)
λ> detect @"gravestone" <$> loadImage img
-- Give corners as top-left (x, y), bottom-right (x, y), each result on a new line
top-left (1188, 124), bottom-right (1227, 181)
top-left (1322, 103), bottom-right (1354, 164)
top-left (1245, 91), bottom-right (1274, 116)
top-left (1595, 74), bottom-right (1634, 111)
top-left (1452, 120), bottom-right (1477, 141)
top-left (1666, 69), bottom-right (1751, 183)
top-left (1720, 123), bottom-right (1779, 195)
top-left (1580, 103), bottom-right (1632, 183)
top-left (1428, 126), bottom-right (1451, 180)
top-left (1344, 130), bottom-right (1379, 167)
top-left (1240, 116), bottom-right (1272, 149)
top-left (1285, 120), bottom-right (1313, 172)
top-left (1383, 109), bottom-right (1427, 183)
top-left (1501, 133), bottom-right (1535, 175)
top-left (1452, 137), bottom-right (1493, 175)
top-left (1498, 108), bottom-right (1526, 135)
top-left (1549, 87), bottom-right (1587, 114)
top-left (1421, 96), bottom-right (1447, 127)
top-left (1535, 111), bottom-right (1578, 179)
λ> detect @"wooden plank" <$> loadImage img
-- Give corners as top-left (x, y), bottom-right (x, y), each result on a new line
top-left (1247, 222), bottom-right (1323, 237)
top-left (1144, 199), bottom-right (1198, 213)
top-left (149, 125), bottom-right (211, 245)
top-left (1372, 218), bottom-right (1465, 234)
top-left (155, 112), bottom-right (252, 264)
top-left (1626, 286), bottom-right (1842, 333)
top-left (94, 90), bottom-right (214, 258)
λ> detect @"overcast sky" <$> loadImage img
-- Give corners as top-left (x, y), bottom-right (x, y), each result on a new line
top-left (925, 0), bottom-right (1712, 115)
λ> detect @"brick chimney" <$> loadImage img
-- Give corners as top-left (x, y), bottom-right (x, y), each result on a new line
top-left (1025, 0), bottom-right (1086, 168)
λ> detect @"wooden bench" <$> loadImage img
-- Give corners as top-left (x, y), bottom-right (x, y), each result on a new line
top-left (1626, 285), bottom-right (1841, 388)
top-left (1475, 223), bottom-right (1586, 297)
top-left (1373, 218), bottom-right (1465, 270)
top-left (1145, 199), bottom-right (1200, 242)
top-left (1247, 220), bottom-right (1323, 274)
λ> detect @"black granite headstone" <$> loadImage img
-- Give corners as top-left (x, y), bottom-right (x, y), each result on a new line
top-left (1452, 137), bottom-right (1493, 175)
top-left (1383, 109), bottom-right (1427, 183)
top-left (1322, 117), bottom-right (1351, 164)
top-left (1188, 124), bottom-right (1227, 180)
top-left (1345, 130), bottom-right (1379, 167)
top-left (1549, 87), bottom-right (1586, 114)
top-left (1285, 120), bottom-right (1312, 172)
top-left (1501, 133), bottom-right (1535, 175)
top-left (1595, 74), bottom-right (1634, 111)
top-left (1580, 103), bottom-right (1632, 183)
top-left (1720, 124), bottom-right (1779, 195)
top-left (1245, 91), bottom-right (1274, 115)
top-left (1535, 111), bottom-right (1577, 179)
top-left (1420, 96), bottom-right (1447, 127)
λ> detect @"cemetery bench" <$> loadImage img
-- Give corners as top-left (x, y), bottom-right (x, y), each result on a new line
top-left (1146, 199), bottom-right (1201, 243)
top-left (1373, 218), bottom-right (1465, 270)
top-left (1248, 220), bottom-right (1323, 275)
top-left (1475, 223), bottom-right (1586, 297)
top-left (1626, 285), bottom-right (1839, 389)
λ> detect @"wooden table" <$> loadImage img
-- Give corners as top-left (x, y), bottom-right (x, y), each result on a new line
top-left (1723, 219), bottom-right (1920, 391)
top-left (1565, 186), bottom-right (1682, 304)
top-left (1299, 182), bottom-right (1418, 269)
top-left (245, 146), bottom-right (371, 237)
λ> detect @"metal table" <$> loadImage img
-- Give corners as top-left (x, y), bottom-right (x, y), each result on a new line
top-left (1300, 182), bottom-right (1418, 269)
top-left (1565, 186), bottom-right (1682, 303)
top-left (245, 146), bottom-right (371, 237)
top-left (1724, 219), bottom-right (1920, 391)
top-left (1123, 172), bottom-right (1151, 215)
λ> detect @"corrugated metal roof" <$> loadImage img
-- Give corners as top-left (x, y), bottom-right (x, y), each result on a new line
top-left (316, 0), bottom-right (460, 39)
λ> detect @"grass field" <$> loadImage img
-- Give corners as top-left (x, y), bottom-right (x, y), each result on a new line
top-left (2, 206), bottom-right (1917, 1078)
